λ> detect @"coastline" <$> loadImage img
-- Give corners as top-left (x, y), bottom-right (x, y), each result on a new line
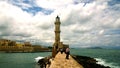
top-left (0, 50), bottom-right (51, 53)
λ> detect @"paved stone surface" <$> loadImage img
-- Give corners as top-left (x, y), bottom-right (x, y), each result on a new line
top-left (49, 52), bottom-right (83, 68)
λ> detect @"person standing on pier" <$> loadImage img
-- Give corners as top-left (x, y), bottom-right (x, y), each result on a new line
top-left (65, 47), bottom-right (70, 59)
top-left (60, 48), bottom-right (63, 54)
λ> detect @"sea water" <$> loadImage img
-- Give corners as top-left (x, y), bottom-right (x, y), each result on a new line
top-left (0, 49), bottom-right (120, 68)
top-left (70, 49), bottom-right (120, 68)
top-left (0, 52), bottom-right (51, 68)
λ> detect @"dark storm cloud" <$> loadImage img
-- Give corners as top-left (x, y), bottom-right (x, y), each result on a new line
top-left (72, 29), bottom-right (89, 34)
top-left (0, 18), bottom-right (12, 37)
top-left (38, 24), bottom-right (51, 30)
top-left (0, 25), bottom-right (8, 30)
top-left (11, 33), bottom-right (32, 37)
top-left (0, 18), bottom-right (11, 29)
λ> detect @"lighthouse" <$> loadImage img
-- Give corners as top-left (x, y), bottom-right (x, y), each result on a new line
top-left (52, 16), bottom-right (69, 58)
top-left (52, 16), bottom-right (61, 57)
top-left (55, 16), bottom-right (61, 43)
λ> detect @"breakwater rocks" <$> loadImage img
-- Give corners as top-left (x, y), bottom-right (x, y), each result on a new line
top-left (72, 55), bottom-right (110, 68)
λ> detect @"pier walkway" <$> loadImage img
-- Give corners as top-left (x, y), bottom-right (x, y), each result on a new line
top-left (49, 52), bottom-right (83, 68)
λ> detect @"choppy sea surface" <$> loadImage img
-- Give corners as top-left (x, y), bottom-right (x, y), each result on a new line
top-left (70, 49), bottom-right (120, 68)
top-left (0, 48), bottom-right (120, 68)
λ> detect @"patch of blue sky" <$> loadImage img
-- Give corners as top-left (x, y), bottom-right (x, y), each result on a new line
top-left (73, 0), bottom-right (94, 3)
top-left (22, 6), bottom-right (42, 15)
top-left (73, 0), bottom-right (94, 6)
top-left (8, 0), bottom-right (53, 15)
top-left (108, 0), bottom-right (120, 6)
top-left (41, 9), bottom-right (54, 15)
top-left (22, 0), bottom-right (35, 6)
top-left (103, 7), bottom-right (120, 17)
top-left (105, 29), bottom-right (120, 35)
top-left (22, 0), bottom-right (30, 3)
top-left (103, 0), bottom-right (120, 16)
top-left (22, 7), bottom-right (53, 15)
top-left (9, 0), bottom-right (20, 3)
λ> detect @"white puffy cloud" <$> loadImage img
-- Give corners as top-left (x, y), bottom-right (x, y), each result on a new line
top-left (35, 0), bottom-right (73, 10)
top-left (0, 0), bottom-right (120, 47)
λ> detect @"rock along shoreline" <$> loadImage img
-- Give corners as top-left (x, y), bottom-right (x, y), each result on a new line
top-left (72, 55), bottom-right (110, 68)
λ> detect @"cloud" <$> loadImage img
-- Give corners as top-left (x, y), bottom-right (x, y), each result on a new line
top-left (0, 0), bottom-right (120, 47)
top-left (36, 0), bottom-right (73, 10)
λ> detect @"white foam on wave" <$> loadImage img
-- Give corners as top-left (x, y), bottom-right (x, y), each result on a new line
top-left (95, 58), bottom-right (119, 68)
top-left (34, 56), bottom-right (44, 63)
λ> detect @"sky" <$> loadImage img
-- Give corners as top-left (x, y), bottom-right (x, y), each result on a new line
top-left (0, 0), bottom-right (120, 48)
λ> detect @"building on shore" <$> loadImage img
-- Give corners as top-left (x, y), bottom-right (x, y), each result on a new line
top-left (32, 45), bottom-right (50, 52)
top-left (0, 39), bottom-right (33, 52)
top-left (52, 16), bottom-right (69, 57)
top-left (0, 39), bottom-right (50, 52)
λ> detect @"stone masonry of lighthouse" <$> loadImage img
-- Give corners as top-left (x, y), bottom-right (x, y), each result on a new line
top-left (52, 16), bottom-right (69, 58)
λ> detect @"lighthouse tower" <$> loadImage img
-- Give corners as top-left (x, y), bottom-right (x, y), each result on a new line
top-left (52, 16), bottom-right (69, 58)
top-left (52, 16), bottom-right (61, 57)
top-left (55, 16), bottom-right (61, 43)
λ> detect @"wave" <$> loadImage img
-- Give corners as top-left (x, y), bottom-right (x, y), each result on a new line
top-left (95, 58), bottom-right (119, 68)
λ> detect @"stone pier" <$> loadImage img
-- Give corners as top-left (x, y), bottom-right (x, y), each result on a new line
top-left (49, 52), bottom-right (83, 68)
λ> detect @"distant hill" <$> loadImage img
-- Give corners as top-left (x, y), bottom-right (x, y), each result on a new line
top-left (86, 46), bottom-right (120, 49)
top-left (102, 46), bottom-right (120, 49)
top-left (87, 47), bottom-right (103, 49)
